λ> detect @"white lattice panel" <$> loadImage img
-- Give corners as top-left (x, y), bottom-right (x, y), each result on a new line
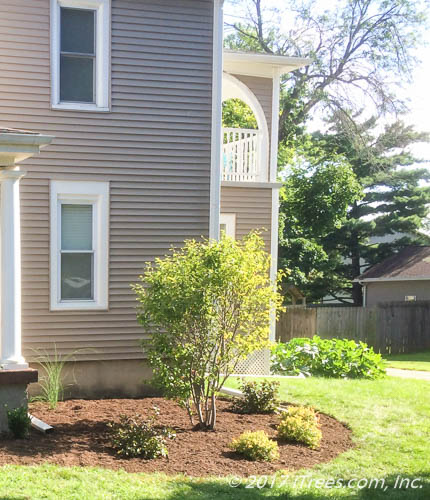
top-left (234, 349), bottom-right (271, 375)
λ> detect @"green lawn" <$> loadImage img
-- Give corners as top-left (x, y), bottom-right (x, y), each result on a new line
top-left (0, 377), bottom-right (429, 499)
top-left (384, 350), bottom-right (430, 371)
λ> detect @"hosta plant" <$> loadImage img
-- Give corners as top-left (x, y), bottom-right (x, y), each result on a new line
top-left (271, 335), bottom-right (385, 379)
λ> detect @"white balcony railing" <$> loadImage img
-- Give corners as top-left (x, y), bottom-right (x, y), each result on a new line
top-left (222, 128), bottom-right (262, 182)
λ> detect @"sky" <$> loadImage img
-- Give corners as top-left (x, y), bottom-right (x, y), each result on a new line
top-left (223, 0), bottom-right (430, 166)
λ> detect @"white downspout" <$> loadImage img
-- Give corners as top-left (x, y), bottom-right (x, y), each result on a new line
top-left (209, 0), bottom-right (224, 240)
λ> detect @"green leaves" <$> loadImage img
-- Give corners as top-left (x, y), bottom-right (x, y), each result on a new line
top-left (107, 410), bottom-right (175, 459)
top-left (232, 379), bottom-right (280, 414)
top-left (132, 232), bottom-right (284, 430)
top-left (230, 430), bottom-right (280, 462)
top-left (222, 99), bottom-right (258, 129)
top-left (272, 335), bottom-right (386, 379)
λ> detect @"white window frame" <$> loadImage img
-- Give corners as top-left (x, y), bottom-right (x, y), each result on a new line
top-left (50, 180), bottom-right (109, 311)
top-left (219, 213), bottom-right (236, 238)
top-left (50, 0), bottom-right (111, 111)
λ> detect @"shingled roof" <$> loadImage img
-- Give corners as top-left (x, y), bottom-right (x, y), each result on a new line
top-left (358, 246), bottom-right (430, 281)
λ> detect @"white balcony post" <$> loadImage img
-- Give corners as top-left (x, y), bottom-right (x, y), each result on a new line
top-left (0, 169), bottom-right (28, 370)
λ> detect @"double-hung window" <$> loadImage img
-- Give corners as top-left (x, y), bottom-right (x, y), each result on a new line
top-left (51, 0), bottom-right (110, 111)
top-left (50, 181), bottom-right (109, 310)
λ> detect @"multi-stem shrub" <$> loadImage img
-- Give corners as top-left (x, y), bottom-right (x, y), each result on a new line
top-left (133, 232), bottom-right (284, 430)
top-left (107, 407), bottom-right (175, 459)
top-left (232, 379), bottom-right (280, 414)
top-left (277, 406), bottom-right (322, 449)
top-left (271, 336), bottom-right (386, 379)
top-left (230, 430), bottom-right (279, 462)
top-left (6, 406), bottom-right (31, 439)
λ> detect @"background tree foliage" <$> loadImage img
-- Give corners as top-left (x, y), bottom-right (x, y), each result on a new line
top-left (222, 98), bottom-right (258, 129)
top-left (225, 0), bottom-right (428, 149)
top-left (224, 0), bottom-right (430, 305)
top-left (313, 117), bottom-right (430, 304)
top-left (279, 117), bottom-right (430, 304)
top-left (279, 144), bottom-right (362, 302)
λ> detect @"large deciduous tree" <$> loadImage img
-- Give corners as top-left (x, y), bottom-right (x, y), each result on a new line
top-left (225, 0), bottom-right (427, 149)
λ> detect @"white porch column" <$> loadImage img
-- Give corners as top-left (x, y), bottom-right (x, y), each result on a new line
top-left (0, 169), bottom-right (28, 370)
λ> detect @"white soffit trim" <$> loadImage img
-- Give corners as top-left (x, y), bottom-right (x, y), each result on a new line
top-left (221, 181), bottom-right (282, 188)
top-left (209, 0), bottom-right (224, 240)
top-left (357, 277), bottom-right (430, 283)
top-left (224, 50), bottom-right (311, 78)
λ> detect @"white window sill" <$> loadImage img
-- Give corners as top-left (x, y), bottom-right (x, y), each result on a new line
top-left (50, 302), bottom-right (108, 312)
top-left (51, 103), bottom-right (110, 112)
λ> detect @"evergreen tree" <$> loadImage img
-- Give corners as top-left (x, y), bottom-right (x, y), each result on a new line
top-left (284, 117), bottom-right (430, 305)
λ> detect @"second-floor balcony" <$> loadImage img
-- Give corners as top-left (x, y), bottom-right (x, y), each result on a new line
top-left (222, 127), bottom-right (265, 182)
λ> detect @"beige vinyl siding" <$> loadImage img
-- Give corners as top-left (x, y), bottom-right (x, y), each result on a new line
top-left (0, 0), bottom-right (214, 360)
top-left (366, 281), bottom-right (430, 307)
top-left (220, 186), bottom-right (272, 252)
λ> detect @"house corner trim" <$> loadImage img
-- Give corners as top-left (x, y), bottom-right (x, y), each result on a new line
top-left (209, 0), bottom-right (224, 240)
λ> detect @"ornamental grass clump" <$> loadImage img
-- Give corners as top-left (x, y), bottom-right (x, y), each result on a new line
top-left (277, 405), bottom-right (322, 449)
top-left (133, 232), bottom-right (284, 430)
top-left (31, 345), bottom-right (83, 409)
top-left (232, 379), bottom-right (280, 414)
top-left (230, 430), bottom-right (279, 462)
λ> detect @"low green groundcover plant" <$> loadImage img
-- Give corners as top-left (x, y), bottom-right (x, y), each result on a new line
top-left (277, 405), bottom-right (322, 449)
top-left (271, 335), bottom-right (385, 379)
top-left (232, 379), bottom-right (279, 414)
top-left (230, 430), bottom-right (279, 462)
top-left (6, 406), bottom-right (31, 439)
top-left (107, 407), bottom-right (175, 459)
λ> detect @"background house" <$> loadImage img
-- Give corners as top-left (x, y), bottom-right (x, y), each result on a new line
top-left (357, 246), bottom-right (430, 306)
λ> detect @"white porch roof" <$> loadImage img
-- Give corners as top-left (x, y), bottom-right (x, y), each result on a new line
top-left (0, 128), bottom-right (54, 166)
top-left (223, 50), bottom-right (311, 78)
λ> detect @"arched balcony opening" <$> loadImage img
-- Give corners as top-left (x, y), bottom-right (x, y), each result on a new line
top-left (222, 73), bottom-right (269, 183)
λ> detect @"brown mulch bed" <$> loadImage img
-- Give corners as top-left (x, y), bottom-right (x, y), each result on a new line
top-left (0, 398), bottom-right (353, 477)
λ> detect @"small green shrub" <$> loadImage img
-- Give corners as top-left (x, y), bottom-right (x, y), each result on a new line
top-left (285, 405), bottom-right (318, 424)
top-left (107, 407), bottom-right (175, 459)
top-left (277, 406), bottom-right (322, 449)
top-left (232, 379), bottom-right (279, 414)
top-left (230, 430), bottom-right (279, 462)
top-left (271, 335), bottom-right (386, 379)
top-left (6, 406), bottom-right (31, 439)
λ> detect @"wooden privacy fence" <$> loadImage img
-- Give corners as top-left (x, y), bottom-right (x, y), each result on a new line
top-left (276, 301), bottom-right (430, 354)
